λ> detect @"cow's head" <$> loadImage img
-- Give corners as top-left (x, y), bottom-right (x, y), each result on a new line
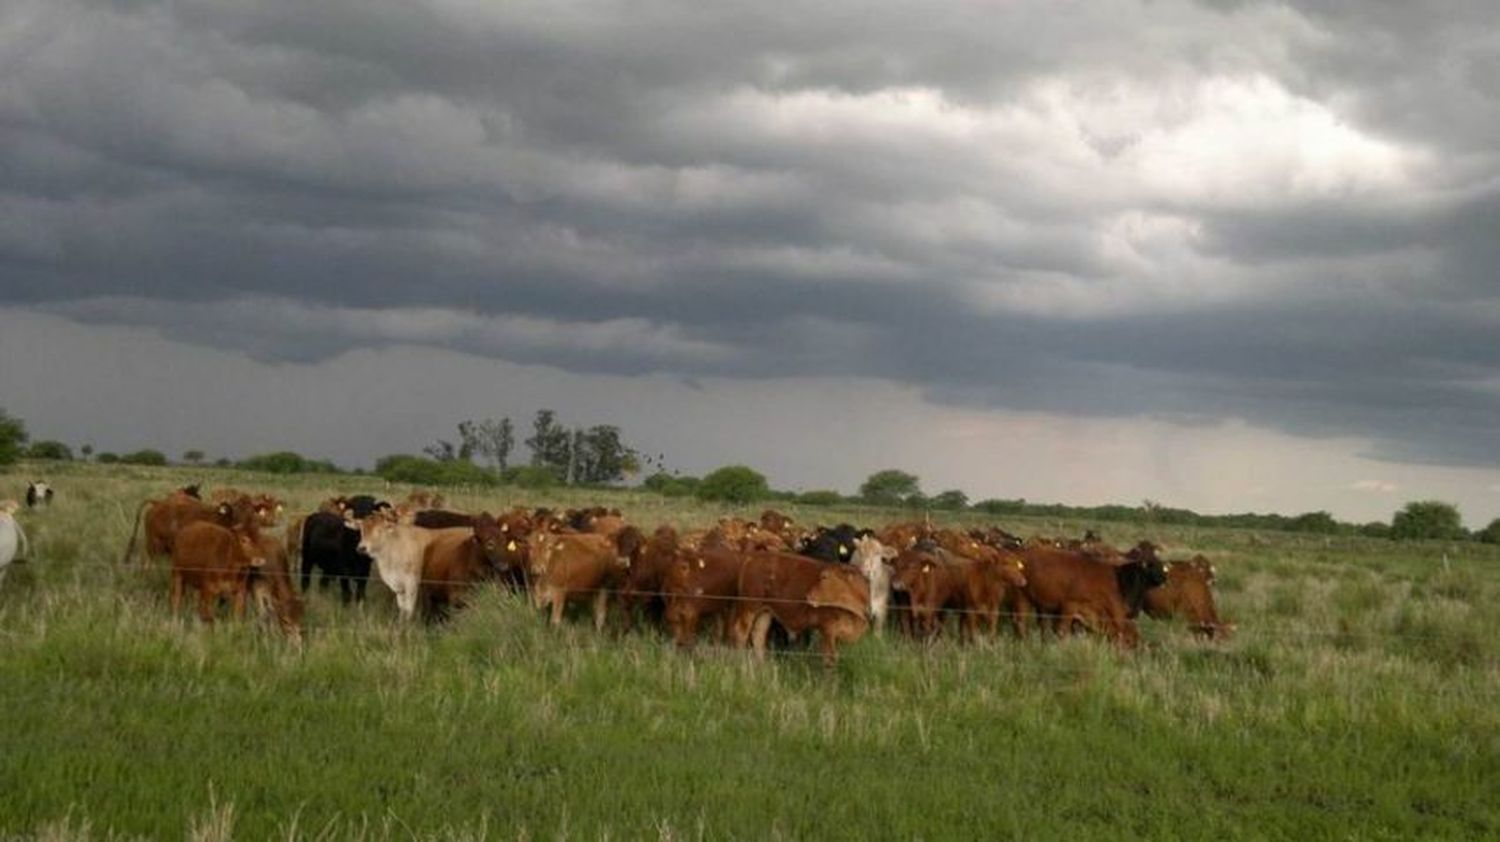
top-left (355, 508), bottom-right (400, 556)
top-left (1126, 541), bottom-right (1170, 588)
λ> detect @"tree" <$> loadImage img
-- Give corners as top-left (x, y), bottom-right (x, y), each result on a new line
top-left (80, 444), bottom-right (93, 461)
top-left (0, 408), bottom-right (28, 468)
top-left (571, 425), bottom-right (635, 485)
top-left (467, 417), bottom-right (514, 472)
top-left (25, 440), bottom-right (73, 461)
top-left (1391, 500), bottom-right (1465, 541)
top-left (1477, 518), bottom-right (1500, 545)
top-left (696, 465), bottom-right (769, 504)
top-left (525, 409), bottom-right (572, 473)
top-left (182, 449), bottom-right (205, 465)
top-left (423, 439), bottom-right (458, 462)
top-left (237, 451), bottom-right (339, 474)
top-left (96, 452), bottom-right (120, 464)
top-left (1290, 511), bottom-right (1338, 534)
top-left (931, 489), bottom-right (969, 510)
top-left (859, 469), bottom-right (921, 506)
top-left (796, 490), bottom-right (843, 506)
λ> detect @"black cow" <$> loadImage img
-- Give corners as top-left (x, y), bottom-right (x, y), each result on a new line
top-left (798, 523), bottom-right (871, 564)
top-left (300, 511), bottom-right (372, 604)
top-left (25, 482), bottom-right (54, 509)
top-left (1119, 541), bottom-right (1170, 618)
top-left (334, 495), bottom-right (389, 519)
top-left (413, 509), bottom-right (474, 529)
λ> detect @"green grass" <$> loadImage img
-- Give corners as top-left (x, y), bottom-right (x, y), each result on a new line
top-left (1, 463), bottom-right (1498, 839)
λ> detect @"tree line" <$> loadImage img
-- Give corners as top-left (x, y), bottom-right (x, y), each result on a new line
top-left (1, 405), bottom-right (1495, 542)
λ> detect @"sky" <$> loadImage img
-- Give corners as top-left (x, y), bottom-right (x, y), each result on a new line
top-left (2, 0), bottom-right (1499, 525)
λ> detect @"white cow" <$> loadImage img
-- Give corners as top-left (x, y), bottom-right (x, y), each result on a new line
top-left (850, 534), bottom-right (898, 633)
top-left (0, 500), bottom-right (30, 588)
top-left (352, 510), bottom-right (466, 620)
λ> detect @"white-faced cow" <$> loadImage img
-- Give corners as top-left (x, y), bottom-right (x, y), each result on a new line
top-left (25, 482), bottom-right (53, 509)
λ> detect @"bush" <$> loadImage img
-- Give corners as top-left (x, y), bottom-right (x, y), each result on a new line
top-left (375, 454), bottom-right (498, 487)
top-left (1391, 500), bottom-right (1465, 541)
top-left (931, 489), bottom-right (969, 510)
top-left (502, 465), bottom-right (562, 489)
top-left (95, 452), bottom-right (120, 464)
top-left (237, 451), bottom-right (340, 474)
top-left (696, 465), bottom-right (769, 504)
top-left (859, 469), bottom-right (921, 506)
top-left (973, 498), bottom-right (1026, 515)
top-left (643, 472), bottom-right (700, 498)
top-left (796, 490), bottom-right (843, 507)
top-left (120, 449), bottom-right (168, 466)
top-left (25, 440), bottom-right (73, 461)
top-left (1475, 518), bottom-right (1500, 545)
top-left (0, 408), bottom-right (27, 468)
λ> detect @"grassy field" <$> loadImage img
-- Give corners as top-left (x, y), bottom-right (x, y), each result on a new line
top-left (1, 462), bottom-right (1498, 840)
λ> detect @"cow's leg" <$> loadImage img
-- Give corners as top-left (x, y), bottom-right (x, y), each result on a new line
top-left (749, 612), bottom-right (774, 661)
top-left (338, 575), bottom-right (353, 605)
top-left (300, 560), bottom-right (313, 594)
top-left (197, 588), bottom-right (216, 624)
top-left (817, 628), bottom-right (839, 667)
top-left (1011, 594), bottom-right (1031, 640)
top-left (592, 589), bottom-right (609, 632)
top-left (232, 585), bottom-right (247, 620)
top-left (550, 590), bottom-right (565, 626)
top-left (170, 573), bottom-right (184, 616)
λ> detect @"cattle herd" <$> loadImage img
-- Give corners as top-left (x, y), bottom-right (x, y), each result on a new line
top-left (91, 482), bottom-right (1238, 662)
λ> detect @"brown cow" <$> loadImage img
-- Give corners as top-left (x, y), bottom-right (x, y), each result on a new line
top-left (731, 551), bottom-right (871, 665)
top-left (662, 545), bottom-right (745, 647)
top-left (472, 511), bottom-right (531, 591)
top-left (1144, 556), bottom-right (1232, 639)
top-left (615, 525), bottom-right (675, 630)
top-left (248, 533), bottom-right (304, 640)
top-left (759, 509), bottom-right (796, 540)
top-left (892, 545), bottom-right (1026, 642)
top-left (421, 528), bottom-right (501, 620)
top-left (126, 492), bottom-right (259, 566)
top-left (170, 521), bottom-right (268, 623)
top-left (527, 532), bottom-right (627, 628)
top-left (1010, 545), bottom-right (1166, 647)
top-left (586, 514), bottom-right (629, 537)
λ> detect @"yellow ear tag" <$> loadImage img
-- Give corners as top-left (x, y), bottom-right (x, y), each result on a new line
top-left (838, 544), bottom-right (848, 556)
top-left (697, 559), bottom-right (706, 569)
top-left (921, 563), bottom-right (930, 573)
top-left (506, 540), bottom-right (517, 551)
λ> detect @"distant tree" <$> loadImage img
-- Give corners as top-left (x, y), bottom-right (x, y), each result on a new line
top-left (572, 425), bottom-right (635, 485)
top-left (1358, 521), bottom-right (1393, 539)
top-left (1477, 518), bottom-right (1500, 545)
top-left (80, 444), bottom-right (94, 461)
top-left (423, 439), bottom-right (458, 463)
top-left (525, 409), bottom-right (572, 473)
top-left (214, 457), bottom-right (232, 468)
top-left (182, 449), bottom-right (205, 465)
top-left (237, 451), bottom-right (339, 474)
top-left (96, 452), bottom-right (120, 464)
top-left (469, 417), bottom-right (515, 472)
top-left (796, 490), bottom-right (843, 507)
top-left (1391, 501), bottom-right (1465, 541)
top-left (455, 421), bottom-right (478, 462)
top-left (974, 498), bottom-right (1026, 515)
top-left (903, 491), bottom-right (930, 510)
top-left (0, 408), bottom-right (27, 468)
top-left (503, 464), bottom-right (562, 489)
top-left (931, 489), bottom-right (969, 510)
top-left (696, 465), bottom-right (769, 504)
top-left (859, 469), bottom-right (921, 505)
top-left (120, 449), bottom-right (168, 466)
top-left (643, 472), bottom-right (700, 497)
top-left (25, 440), bottom-right (73, 461)
top-left (376, 454), bottom-right (499, 487)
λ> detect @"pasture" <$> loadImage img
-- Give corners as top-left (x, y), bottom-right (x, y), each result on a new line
top-left (1, 462), bottom-right (1498, 840)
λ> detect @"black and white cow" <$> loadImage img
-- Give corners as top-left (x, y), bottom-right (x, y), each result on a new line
top-left (25, 482), bottom-right (53, 509)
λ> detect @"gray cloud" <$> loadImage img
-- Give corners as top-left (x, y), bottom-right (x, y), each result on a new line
top-left (3, 0), bottom-right (1500, 473)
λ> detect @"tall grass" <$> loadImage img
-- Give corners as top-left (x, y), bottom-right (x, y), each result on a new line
top-left (1, 465), bottom-right (1497, 839)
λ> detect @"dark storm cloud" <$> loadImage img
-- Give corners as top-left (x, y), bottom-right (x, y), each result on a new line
top-left (3, 0), bottom-right (1500, 467)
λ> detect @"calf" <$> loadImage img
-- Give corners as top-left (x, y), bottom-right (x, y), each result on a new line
top-left (169, 521), bottom-right (268, 623)
top-left (300, 511), bottom-right (373, 604)
top-left (0, 500), bottom-right (29, 588)
top-left (126, 492), bottom-right (255, 566)
top-left (613, 525), bottom-right (670, 630)
top-left (731, 551), bottom-right (871, 665)
top-left (472, 511), bottom-right (530, 592)
top-left (1144, 556), bottom-right (1232, 639)
top-left (527, 532), bottom-right (627, 629)
top-left (662, 545), bottom-right (745, 648)
top-left (25, 482), bottom-right (53, 509)
top-left (892, 546), bottom-right (1026, 642)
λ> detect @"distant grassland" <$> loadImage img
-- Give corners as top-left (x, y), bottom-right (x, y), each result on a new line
top-left (1, 463), bottom-right (1498, 840)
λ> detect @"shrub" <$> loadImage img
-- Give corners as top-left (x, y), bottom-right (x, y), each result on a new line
top-left (376, 454), bottom-right (498, 487)
top-left (120, 449), bottom-right (168, 466)
top-left (503, 465), bottom-right (562, 489)
top-left (1477, 518), bottom-right (1500, 545)
top-left (859, 469), bottom-right (921, 506)
top-left (237, 451), bottom-right (340, 474)
top-left (643, 472), bottom-right (700, 498)
top-left (95, 452), bottom-right (120, 464)
top-left (796, 490), bottom-right (843, 507)
top-left (696, 465), bottom-right (769, 504)
top-left (25, 440), bottom-right (73, 461)
top-left (973, 498), bottom-right (1026, 515)
top-left (931, 489), bottom-right (968, 510)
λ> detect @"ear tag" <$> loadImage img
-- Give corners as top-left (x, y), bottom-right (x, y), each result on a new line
top-left (838, 544), bottom-right (849, 556)
top-left (506, 540), bottom-right (517, 551)
top-left (697, 559), bottom-right (706, 569)
top-left (921, 563), bottom-right (930, 573)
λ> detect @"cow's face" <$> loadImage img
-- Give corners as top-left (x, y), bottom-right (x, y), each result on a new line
top-left (356, 512), bottom-right (398, 556)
